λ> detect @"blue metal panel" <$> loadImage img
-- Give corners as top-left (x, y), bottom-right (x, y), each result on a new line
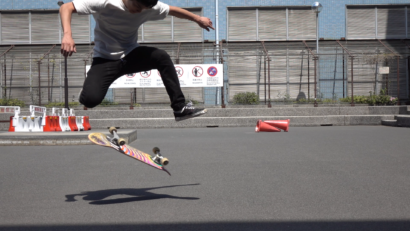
top-left (0, 0), bottom-right (61, 10)
top-left (0, 0), bottom-right (14, 10)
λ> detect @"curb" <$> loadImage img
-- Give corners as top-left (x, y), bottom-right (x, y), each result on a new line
top-left (0, 129), bottom-right (137, 146)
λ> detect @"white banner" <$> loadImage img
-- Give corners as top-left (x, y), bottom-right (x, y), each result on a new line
top-left (86, 64), bottom-right (223, 88)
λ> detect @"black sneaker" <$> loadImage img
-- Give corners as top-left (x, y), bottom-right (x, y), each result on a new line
top-left (174, 101), bottom-right (207, 121)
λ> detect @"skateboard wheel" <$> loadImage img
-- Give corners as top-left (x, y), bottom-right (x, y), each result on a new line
top-left (118, 138), bottom-right (126, 146)
top-left (153, 147), bottom-right (160, 154)
top-left (160, 157), bottom-right (169, 166)
top-left (109, 127), bottom-right (117, 134)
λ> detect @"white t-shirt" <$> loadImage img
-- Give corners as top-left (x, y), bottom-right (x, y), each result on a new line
top-left (73, 0), bottom-right (169, 60)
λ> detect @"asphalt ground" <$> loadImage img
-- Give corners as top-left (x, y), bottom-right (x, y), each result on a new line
top-left (0, 126), bottom-right (410, 231)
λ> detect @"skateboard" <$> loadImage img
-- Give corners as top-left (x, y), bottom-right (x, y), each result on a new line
top-left (88, 127), bottom-right (170, 175)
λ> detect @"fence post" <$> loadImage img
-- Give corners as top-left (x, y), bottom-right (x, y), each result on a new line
top-left (336, 40), bottom-right (354, 106)
top-left (261, 41), bottom-right (272, 108)
top-left (64, 56), bottom-right (69, 109)
top-left (38, 61), bottom-right (42, 106)
top-left (37, 45), bottom-right (56, 106)
top-left (264, 55), bottom-right (267, 105)
top-left (0, 62), bottom-right (2, 99)
top-left (397, 56), bottom-right (401, 105)
top-left (303, 41), bottom-right (317, 106)
top-left (83, 59), bottom-right (88, 110)
top-left (0, 46), bottom-right (15, 99)
top-left (130, 89), bottom-right (134, 110)
top-left (83, 49), bottom-right (93, 110)
top-left (343, 51), bottom-right (345, 98)
top-left (48, 56), bottom-right (50, 103)
top-left (219, 40), bottom-right (226, 108)
top-left (268, 56), bottom-right (271, 108)
top-left (308, 52), bottom-right (310, 102)
top-left (314, 56), bottom-right (318, 107)
top-left (83, 58), bottom-right (87, 89)
top-left (4, 55), bottom-right (6, 99)
top-left (351, 56), bottom-right (355, 107)
top-left (134, 88), bottom-right (137, 107)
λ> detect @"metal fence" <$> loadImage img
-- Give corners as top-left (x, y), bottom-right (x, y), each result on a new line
top-left (0, 40), bottom-right (409, 107)
top-left (226, 40), bottom-right (409, 106)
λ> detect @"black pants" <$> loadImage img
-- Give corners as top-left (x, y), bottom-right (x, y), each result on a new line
top-left (79, 46), bottom-right (185, 111)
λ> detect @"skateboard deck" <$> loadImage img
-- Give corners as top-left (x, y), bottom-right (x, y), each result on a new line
top-left (88, 132), bottom-right (171, 175)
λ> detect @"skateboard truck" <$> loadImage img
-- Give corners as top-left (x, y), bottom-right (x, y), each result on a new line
top-left (152, 147), bottom-right (169, 166)
top-left (109, 127), bottom-right (126, 146)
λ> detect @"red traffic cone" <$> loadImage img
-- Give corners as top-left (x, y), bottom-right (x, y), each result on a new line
top-left (264, 119), bottom-right (290, 132)
top-left (255, 120), bottom-right (281, 133)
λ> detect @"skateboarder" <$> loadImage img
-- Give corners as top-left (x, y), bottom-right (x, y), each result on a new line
top-left (60, 0), bottom-right (214, 121)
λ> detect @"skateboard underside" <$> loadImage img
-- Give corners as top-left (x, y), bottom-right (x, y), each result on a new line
top-left (88, 132), bottom-right (170, 175)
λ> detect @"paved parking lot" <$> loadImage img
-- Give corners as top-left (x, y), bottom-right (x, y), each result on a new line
top-left (0, 126), bottom-right (409, 231)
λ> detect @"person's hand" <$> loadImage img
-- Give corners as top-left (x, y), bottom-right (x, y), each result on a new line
top-left (197, 16), bottom-right (215, 31)
top-left (61, 35), bottom-right (77, 57)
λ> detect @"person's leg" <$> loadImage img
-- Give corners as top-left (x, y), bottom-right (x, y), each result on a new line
top-left (79, 58), bottom-right (123, 108)
top-left (120, 46), bottom-right (186, 111)
top-left (120, 46), bottom-right (207, 121)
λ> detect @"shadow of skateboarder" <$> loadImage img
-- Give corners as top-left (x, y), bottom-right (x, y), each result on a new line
top-left (65, 184), bottom-right (200, 205)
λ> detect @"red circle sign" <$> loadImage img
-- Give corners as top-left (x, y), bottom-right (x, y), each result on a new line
top-left (207, 66), bottom-right (218, 77)
top-left (140, 70), bottom-right (151, 78)
top-left (192, 66), bottom-right (203, 77)
top-left (175, 66), bottom-right (184, 78)
top-left (125, 73), bottom-right (136, 78)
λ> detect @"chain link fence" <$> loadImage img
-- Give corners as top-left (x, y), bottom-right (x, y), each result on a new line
top-left (225, 40), bottom-right (409, 106)
top-left (1, 40), bottom-right (409, 108)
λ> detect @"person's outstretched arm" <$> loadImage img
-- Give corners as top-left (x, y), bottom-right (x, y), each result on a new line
top-left (60, 2), bottom-right (78, 57)
top-left (168, 6), bottom-right (214, 31)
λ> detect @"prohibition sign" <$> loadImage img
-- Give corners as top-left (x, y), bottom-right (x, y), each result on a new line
top-left (140, 70), bottom-right (151, 78)
top-left (125, 73), bottom-right (136, 78)
top-left (207, 66), bottom-right (218, 77)
top-left (175, 66), bottom-right (184, 77)
top-left (192, 66), bottom-right (203, 77)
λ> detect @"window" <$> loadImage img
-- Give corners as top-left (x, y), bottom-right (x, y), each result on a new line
top-left (31, 12), bottom-right (60, 44)
top-left (228, 9), bottom-right (257, 41)
top-left (0, 11), bottom-right (90, 45)
top-left (70, 13), bottom-right (91, 43)
top-left (258, 8), bottom-right (286, 40)
top-left (140, 8), bottom-right (203, 43)
top-left (287, 8), bottom-right (316, 40)
top-left (173, 9), bottom-right (202, 42)
top-left (143, 17), bottom-right (172, 42)
top-left (1, 12), bottom-right (30, 44)
top-left (347, 5), bottom-right (409, 39)
top-left (228, 7), bottom-right (316, 41)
